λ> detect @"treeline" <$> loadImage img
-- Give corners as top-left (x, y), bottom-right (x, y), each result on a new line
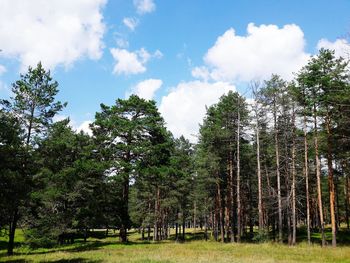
top-left (1, 49), bottom-right (350, 255)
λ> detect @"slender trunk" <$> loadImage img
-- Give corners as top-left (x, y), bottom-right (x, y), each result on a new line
top-left (236, 110), bottom-right (241, 243)
top-left (193, 201), bottom-right (197, 232)
top-left (274, 101), bottom-right (283, 243)
top-left (345, 167), bottom-right (350, 230)
top-left (291, 105), bottom-right (297, 245)
top-left (120, 175), bottom-right (129, 242)
top-left (303, 114), bottom-right (311, 244)
top-left (229, 150), bottom-right (235, 242)
top-left (154, 187), bottom-right (160, 241)
top-left (256, 116), bottom-right (263, 232)
top-left (7, 209), bottom-right (18, 256)
top-left (326, 113), bottom-right (336, 247)
top-left (313, 104), bottom-right (325, 246)
top-left (182, 215), bottom-right (185, 241)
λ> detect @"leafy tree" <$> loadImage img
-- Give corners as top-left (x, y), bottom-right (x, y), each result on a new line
top-left (297, 49), bottom-right (350, 246)
top-left (91, 95), bottom-right (168, 242)
top-left (0, 62), bottom-right (65, 255)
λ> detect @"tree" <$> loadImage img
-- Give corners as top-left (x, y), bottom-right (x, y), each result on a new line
top-left (91, 95), bottom-right (168, 242)
top-left (0, 62), bottom-right (65, 255)
top-left (260, 75), bottom-right (286, 243)
top-left (297, 49), bottom-right (350, 246)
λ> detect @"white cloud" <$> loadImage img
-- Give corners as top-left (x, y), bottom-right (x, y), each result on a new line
top-left (0, 0), bottom-right (106, 71)
top-left (191, 66), bottom-right (210, 82)
top-left (159, 81), bottom-right (236, 142)
top-left (133, 0), bottom-right (156, 14)
top-left (0, 65), bottom-right (6, 75)
top-left (76, 120), bottom-right (93, 136)
top-left (127, 78), bottom-right (162, 100)
top-left (110, 47), bottom-right (162, 75)
top-left (53, 115), bottom-right (92, 136)
top-left (195, 23), bottom-right (309, 82)
top-left (123, 17), bottom-right (139, 31)
top-left (111, 48), bottom-right (146, 75)
top-left (317, 38), bottom-right (350, 58)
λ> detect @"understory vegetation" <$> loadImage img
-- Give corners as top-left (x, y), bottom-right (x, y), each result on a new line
top-left (1, 229), bottom-right (350, 262)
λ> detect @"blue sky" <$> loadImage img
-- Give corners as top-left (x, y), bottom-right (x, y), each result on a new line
top-left (0, 0), bottom-right (349, 141)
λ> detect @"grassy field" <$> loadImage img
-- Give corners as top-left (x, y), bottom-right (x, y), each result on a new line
top-left (1, 229), bottom-right (350, 263)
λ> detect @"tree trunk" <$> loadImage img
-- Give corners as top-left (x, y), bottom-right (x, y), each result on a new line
top-left (256, 115), bottom-right (263, 232)
top-left (228, 150), bottom-right (235, 242)
top-left (7, 209), bottom-right (18, 256)
top-left (291, 104), bottom-right (297, 245)
top-left (303, 114), bottom-right (311, 244)
top-left (313, 104), bottom-right (325, 246)
top-left (182, 215), bottom-right (186, 241)
top-left (274, 100), bottom-right (283, 243)
top-left (326, 113), bottom-right (336, 247)
top-left (120, 176), bottom-right (129, 242)
top-left (236, 110), bottom-right (241, 243)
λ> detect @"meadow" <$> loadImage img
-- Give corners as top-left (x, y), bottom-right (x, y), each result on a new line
top-left (1, 228), bottom-right (350, 263)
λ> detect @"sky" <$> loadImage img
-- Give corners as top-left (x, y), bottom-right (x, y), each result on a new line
top-left (0, 0), bottom-right (349, 142)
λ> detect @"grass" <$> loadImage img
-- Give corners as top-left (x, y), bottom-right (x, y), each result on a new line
top-left (1, 229), bottom-right (350, 262)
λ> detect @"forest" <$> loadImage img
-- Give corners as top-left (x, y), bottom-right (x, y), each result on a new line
top-left (1, 48), bottom-right (350, 260)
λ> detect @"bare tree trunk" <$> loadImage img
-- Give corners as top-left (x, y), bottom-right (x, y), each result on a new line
top-left (274, 101), bottom-right (283, 243)
top-left (291, 104), bottom-right (297, 245)
top-left (228, 151), bottom-right (235, 242)
top-left (313, 104), bottom-right (325, 246)
top-left (256, 110), bottom-right (263, 232)
top-left (252, 81), bottom-right (264, 233)
top-left (303, 114), bottom-right (311, 244)
top-left (236, 110), bottom-right (241, 243)
top-left (326, 113), bottom-right (336, 247)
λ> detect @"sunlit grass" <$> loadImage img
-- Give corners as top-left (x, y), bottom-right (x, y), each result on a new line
top-left (1, 228), bottom-right (350, 262)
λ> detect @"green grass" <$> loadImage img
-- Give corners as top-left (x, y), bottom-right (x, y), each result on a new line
top-left (1, 229), bottom-right (350, 263)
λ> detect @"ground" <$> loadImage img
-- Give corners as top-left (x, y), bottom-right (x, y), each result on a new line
top-left (1, 229), bottom-right (350, 263)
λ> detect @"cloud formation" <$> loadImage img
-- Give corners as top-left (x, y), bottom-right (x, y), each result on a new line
top-left (0, 0), bottom-right (107, 71)
top-left (159, 81), bottom-right (236, 142)
top-left (110, 48), bottom-right (162, 75)
top-left (133, 0), bottom-right (156, 14)
top-left (193, 23), bottom-right (310, 82)
top-left (317, 38), bottom-right (350, 58)
top-left (123, 17), bottom-right (139, 31)
top-left (127, 78), bottom-right (162, 100)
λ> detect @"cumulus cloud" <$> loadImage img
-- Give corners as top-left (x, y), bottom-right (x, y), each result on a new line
top-left (53, 115), bottom-right (92, 136)
top-left (76, 120), bottom-right (93, 136)
top-left (123, 17), bottom-right (139, 31)
top-left (127, 79), bottom-right (162, 100)
top-left (159, 81), bottom-right (236, 142)
top-left (0, 0), bottom-right (106, 71)
top-left (193, 23), bottom-right (310, 82)
top-left (133, 0), bottom-right (156, 14)
top-left (110, 47), bottom-right (162, 75)
top-left (317, 38), bottom-right (350, 58)
top-left (191, 66), bottom-right (210, 82)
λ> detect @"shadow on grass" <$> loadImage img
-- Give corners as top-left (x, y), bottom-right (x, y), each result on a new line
top-left (1, 260), bottom-right (27, 263)
top-left (1, 258), bottom-right (102, 263)
top-left (38, 258), bottom-right (102, 263)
